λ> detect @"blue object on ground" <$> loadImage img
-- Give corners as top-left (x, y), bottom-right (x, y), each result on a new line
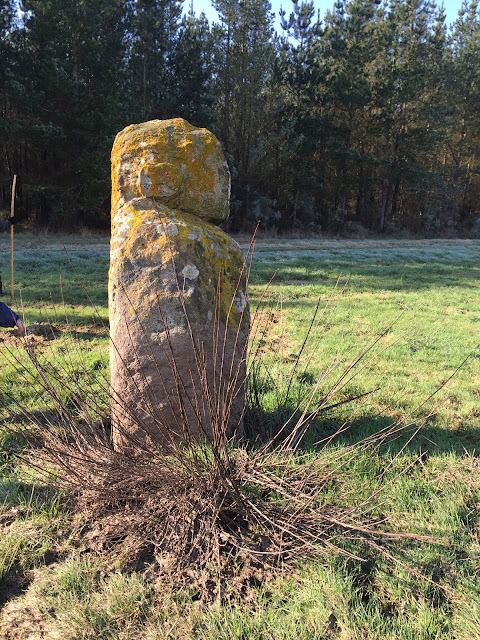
top-left (0, 301), bottom-right (20, 328)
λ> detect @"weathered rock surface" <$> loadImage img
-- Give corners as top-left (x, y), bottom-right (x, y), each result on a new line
top-left (109, 118), bottom-right (249, 452)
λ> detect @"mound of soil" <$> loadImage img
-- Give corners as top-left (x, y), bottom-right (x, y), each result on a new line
top-left (0, 323), bottom-right (61, 348)
top-left (25, 323), bottom-right (61, 340)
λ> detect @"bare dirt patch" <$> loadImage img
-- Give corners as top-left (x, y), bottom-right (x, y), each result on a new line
top-left (0, 589), bottom-right (59, 640)
top-left (0, 324), bottom-right (61, 349)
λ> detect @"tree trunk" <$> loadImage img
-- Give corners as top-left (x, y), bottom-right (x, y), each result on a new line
top-left (223, 22), bottom-right (232, 152)
top-left (340, 136), bottom-right (350, 213)
top-left (379, 171), bottom-right (393, 233)
top-left (390, 179), bottom-right (400, 225)
top-left (448, 155), bottom-right (461, 229)
top-left (356, 163), bottom-right (364, 221)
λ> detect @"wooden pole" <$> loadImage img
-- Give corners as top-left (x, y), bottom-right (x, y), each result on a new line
top-left (10, 174), bottom-right (16, 298)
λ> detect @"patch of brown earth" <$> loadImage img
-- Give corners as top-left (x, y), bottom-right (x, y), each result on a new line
top-left (0, 589), bottom-right (59, 640)
top-left (0, 323), bottom-right (61, 348)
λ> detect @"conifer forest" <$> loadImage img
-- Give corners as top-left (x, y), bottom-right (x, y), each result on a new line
top-left (0, 0), bottom-right (479, 235)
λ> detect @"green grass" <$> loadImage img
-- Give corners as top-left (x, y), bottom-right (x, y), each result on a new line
top-left (248, 238), bottom-right (479, 441)
top-left (0, 234), bottom-right (479, 638)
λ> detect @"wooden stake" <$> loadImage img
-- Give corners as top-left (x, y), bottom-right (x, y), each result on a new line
top-left (10, 174), bottom-right (16, 298)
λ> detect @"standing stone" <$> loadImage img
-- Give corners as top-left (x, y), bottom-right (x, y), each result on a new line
top-left (109, 118), bottom-right (249, 453)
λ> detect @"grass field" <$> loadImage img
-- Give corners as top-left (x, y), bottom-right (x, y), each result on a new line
top-left (0, 234), bottom-right (479, 639)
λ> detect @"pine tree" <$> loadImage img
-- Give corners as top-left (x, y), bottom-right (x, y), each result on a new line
top-left (212, 0), bottom-right (275, 228)
top-left (373, 0), bottom-right (446, 232)
top-left (264, 0), bottom-right (324, 228)
top-left (445, 0), bottom-right (480, 231)
top-left (11, 0), bottom-right (129, 227)
top-left (126, 0), bottom-right (183, 122)
top-left (0, 0), bottom-right (17, 208)
top-left (170, 8), bottom-right (216, 128)
top-left (322, 0), bottom-right (381, 223)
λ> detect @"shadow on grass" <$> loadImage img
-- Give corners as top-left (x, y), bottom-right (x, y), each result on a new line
top-left (26, 314), bottom-right (108, 329)
top-left (251, 261), bottom-right (480, 293)
top-left (0, 566), bottom-right (32, 609)
top-left (244, 405), bottom-right (480, 458)
top-left (0, 476), bottom-right (61, 609)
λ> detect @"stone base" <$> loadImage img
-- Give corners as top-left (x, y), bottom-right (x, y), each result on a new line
top-left (110, 326), bottom-right (247, 454)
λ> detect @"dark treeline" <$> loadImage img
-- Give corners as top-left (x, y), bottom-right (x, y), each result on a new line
top-left (1, 0), bottom-right (479, 235)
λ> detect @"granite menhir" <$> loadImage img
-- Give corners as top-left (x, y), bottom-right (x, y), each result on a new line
top-left (109, 118), bottom-right (249, 453)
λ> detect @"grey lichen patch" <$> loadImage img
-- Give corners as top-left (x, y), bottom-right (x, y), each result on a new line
top-left (181, 264), bottom-right (199, 280)
top-left (234, 291), bottom-right (247, 313)
top-left (165, 222), bottom-right (179, 237)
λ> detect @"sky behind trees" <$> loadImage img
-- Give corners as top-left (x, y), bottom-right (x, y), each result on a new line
top-left (191, 0), bottom-right (465, 31)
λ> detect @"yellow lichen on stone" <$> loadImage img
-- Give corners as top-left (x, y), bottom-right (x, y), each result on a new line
top-left (111, 118), bottom-right (230, 224)
top-left (109, 204), bottom-right (246, 334)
